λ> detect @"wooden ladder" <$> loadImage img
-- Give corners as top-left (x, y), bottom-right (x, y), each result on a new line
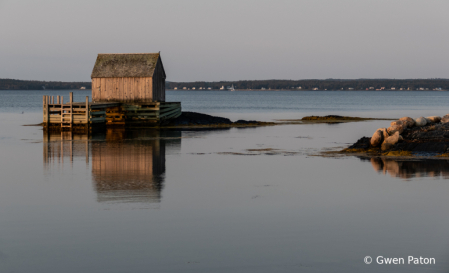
top-left (61, 93), bottom-right (74, 129)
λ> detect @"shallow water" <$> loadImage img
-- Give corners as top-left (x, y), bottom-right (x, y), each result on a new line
top-left (1, 90), bottom-right (449, 272)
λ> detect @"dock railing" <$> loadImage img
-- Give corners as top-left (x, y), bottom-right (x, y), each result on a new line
top-left (43, 92), bottom-right (90, 127)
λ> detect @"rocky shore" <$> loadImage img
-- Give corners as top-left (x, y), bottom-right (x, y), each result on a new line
top-left (344, 115), bottom-right (449, 156)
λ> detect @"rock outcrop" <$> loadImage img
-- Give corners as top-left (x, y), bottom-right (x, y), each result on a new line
top-left (348, 113), bottom-right (449, 155)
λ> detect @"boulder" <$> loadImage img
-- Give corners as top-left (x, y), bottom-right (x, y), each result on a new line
top-left (441, 115), bottom-right (449, 124)
top-left (426, 116), bottom-right (441, 123)
top-left (370, 130), bottom-right (384, 147)
top-left (379, 128), bottom-right (389, 139)
top-left (390, 120), bottom-right (405, 127)
top-left (381, 131), bottom-right (400, 151)
top-left (399, 117), bottom-right (415, 128)
top-left (387, 124), bottom-right (405, 135)
top-left (415, 117), bottom-right (427, 127)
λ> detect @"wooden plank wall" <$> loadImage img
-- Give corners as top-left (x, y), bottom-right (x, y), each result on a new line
top-left (92, 77), bottom-right (155, 103)
top-left (152, 58), bottom-right (166, 102)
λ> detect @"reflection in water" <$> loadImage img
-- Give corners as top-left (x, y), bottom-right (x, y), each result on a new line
top-left (361, 157), bottom-right (449, 180)
top-left (43, 129), bottom-right (181, 204)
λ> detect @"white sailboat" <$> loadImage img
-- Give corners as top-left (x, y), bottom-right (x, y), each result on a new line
top-left (228, 84), bottom-right (235, 91)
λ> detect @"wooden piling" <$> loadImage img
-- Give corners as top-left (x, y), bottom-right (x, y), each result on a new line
top-left (86, 96), bottom-right (89, 124)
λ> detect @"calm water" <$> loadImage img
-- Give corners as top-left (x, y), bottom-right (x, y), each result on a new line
top-left (1, 90), bottom-right (449, 272)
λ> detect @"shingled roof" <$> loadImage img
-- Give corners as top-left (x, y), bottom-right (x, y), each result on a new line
top-left (91, 53), bottom-right (161, 78)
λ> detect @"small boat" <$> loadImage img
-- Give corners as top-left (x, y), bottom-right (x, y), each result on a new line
top-left (228, 84), bottom-right (235, 91)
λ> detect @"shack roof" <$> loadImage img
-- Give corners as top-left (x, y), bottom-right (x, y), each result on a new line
top-left (91, 53), bottom-right (161, 78)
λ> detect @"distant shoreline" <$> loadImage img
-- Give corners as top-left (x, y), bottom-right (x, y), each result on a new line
top-left (1, 78), bottom-right (448, 91)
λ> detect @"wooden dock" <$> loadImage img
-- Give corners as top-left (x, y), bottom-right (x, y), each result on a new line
top-left (43, 92), bottom-right (181, 129)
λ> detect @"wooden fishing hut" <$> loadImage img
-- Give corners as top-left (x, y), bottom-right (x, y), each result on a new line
top-left (91, 53), bottom-right (166, 103)
top-left (42, 52), bottom-right (181, 129)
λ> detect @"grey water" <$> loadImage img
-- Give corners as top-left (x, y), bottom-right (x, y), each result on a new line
top-left (1, 90), bottom-right (449, 272)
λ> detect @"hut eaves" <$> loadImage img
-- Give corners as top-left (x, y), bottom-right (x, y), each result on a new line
top-left (91, 53), bottom-right (162, 78)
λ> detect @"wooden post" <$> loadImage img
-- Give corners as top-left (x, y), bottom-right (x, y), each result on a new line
top-left (43, 96), bottom-right (47, 123)
top-left (51, 96), bottom-right (54, 104)
top-left (57, 95), bottom-right (60, 104)
top-left (69, 92), bottom-right (73, 127)
top-left (85, 96), bottom-right (89, 124)
top-left (47, 96), bottom-right (50, 124)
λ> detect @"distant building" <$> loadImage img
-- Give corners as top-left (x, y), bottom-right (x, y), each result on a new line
top-left (192, 87), bottom-right (196, 90)
top-left (313, 88), bottom-right (318, 91)
top-left (183, 87), bottom-right (187, 90)
top-left (208, 87), bottom-right (212, 90)
top-left (381, 87), bottom-right (385, 90)
top-left (174, 87), bottom-right (177, 90)
top-left (369, 87), bottom-right (374, 90)
top-left (297, 86), bottom-right (302, 90)
top-left (220, 86), bottom-right (225, 90)
top-left (348, 88), bottom-right (354, 90)
top-left (390, 87), bottom-right (395, 90)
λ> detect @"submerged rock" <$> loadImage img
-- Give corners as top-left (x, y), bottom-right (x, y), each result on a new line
top-left (167, 112), bottom-right (269, 127)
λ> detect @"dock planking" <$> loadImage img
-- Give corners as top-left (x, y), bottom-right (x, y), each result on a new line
top-left (43, 92), bottom-right (181, 129)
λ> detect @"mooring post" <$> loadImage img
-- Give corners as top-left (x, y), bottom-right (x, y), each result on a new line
top-left (85, 96), bottom-right (89, 124)
top-left (57, 95), bottom-right (60, 104)
top-left (45, 96), bottom-right (49, 124)
top-left (69, 92), bottom-right (73, 127)
top-left (43, 96), bottom-right (46, 123)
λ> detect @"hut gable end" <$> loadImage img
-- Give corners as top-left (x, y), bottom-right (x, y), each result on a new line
top-left (91, 53), bottom-right (161, 78)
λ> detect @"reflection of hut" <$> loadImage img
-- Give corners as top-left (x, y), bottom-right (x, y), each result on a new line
top-left (91, 53), bottom-right (166, 103)
top-left (91, 129), bottom-right (166, 203)
top-left (43, 128), bottom-right (181, 203)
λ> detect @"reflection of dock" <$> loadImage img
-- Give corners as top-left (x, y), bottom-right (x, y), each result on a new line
top-left (43, 128), bottom-right (181, 203)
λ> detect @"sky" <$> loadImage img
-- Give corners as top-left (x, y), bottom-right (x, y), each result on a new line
top-left (0, 0), bottom-right (448, 82)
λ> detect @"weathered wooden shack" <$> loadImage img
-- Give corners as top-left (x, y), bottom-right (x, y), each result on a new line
top-left (91, 53), bottom-right (166, 103)
top-left (42, 52), bottom-right (180, 129)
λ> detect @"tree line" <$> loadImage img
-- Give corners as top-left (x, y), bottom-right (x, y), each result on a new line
top-left (2, 78), bottom-right (449, 91)
top-left (0, 79), bottom-right (91, 90)
top-left (167, 79), bottom-right (449, 90)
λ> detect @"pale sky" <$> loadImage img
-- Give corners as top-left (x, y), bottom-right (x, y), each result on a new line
top-left (0, 0), bottom-right (448, 82)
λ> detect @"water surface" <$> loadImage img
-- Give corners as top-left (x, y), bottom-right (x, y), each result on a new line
top-left (1, 90), bottom-right (449, 272)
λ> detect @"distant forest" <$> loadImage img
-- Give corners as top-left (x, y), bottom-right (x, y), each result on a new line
top-left (167, 79), bottom-right (449, 91)
top-left (0, 79), bottom-right (91, 90)
top-left (2, 78), bottom-right (449, 91)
